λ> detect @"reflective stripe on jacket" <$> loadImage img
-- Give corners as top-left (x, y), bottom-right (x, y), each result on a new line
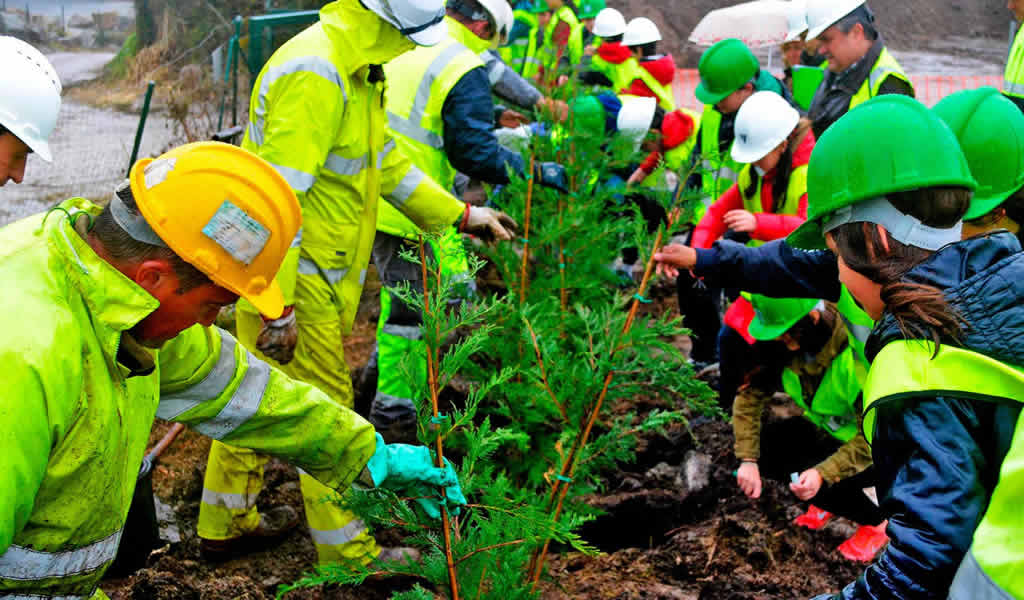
top-left (865, 341), bottom-right (1024, 600)
top-left (0, 199), bottom-right (376, 598)
top-left (848, 46), bottom-right (913, 110)
top-left (379, 17), bottom-right (486, 239)
top-left (1005, 25), bottom-right (1024, 99)
top-left (239, 0), bottom-right (464, 330)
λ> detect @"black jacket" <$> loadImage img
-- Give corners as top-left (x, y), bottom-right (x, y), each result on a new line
top-left (832, 232), bottom-right (1024, 599)
top-left (693, 238), bottom-right (841, 301)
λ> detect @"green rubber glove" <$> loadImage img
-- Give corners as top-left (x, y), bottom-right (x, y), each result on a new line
top-left (366, 433), bottom-right (467, 519)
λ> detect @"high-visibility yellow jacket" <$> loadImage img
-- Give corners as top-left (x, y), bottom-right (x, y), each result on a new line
top-left (0, 199), bottom-right (377, 599)
top-left (378, 17), bottom-right (487, 239)
top-left (240, 0), bottom-right (465, 331)
top-left (1006, 24), bottom-right (1024, 100)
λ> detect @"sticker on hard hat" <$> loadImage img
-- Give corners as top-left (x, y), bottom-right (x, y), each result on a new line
top-left (144, 158), bottom-right (176, 189)
top-left (202, 200), bottom-right (270, 266)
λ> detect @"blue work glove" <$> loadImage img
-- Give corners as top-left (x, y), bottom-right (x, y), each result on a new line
top-left (809, 595), bottom-right (838, 600)
top-left (365, 433), bottom-right (467, 519)
top-left (535, 161), bottom-right (568, 193)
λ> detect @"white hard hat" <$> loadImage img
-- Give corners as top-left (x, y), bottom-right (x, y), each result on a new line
top-left (623, 17), bottom-right (661, 47)
top-left (0, 36), bottom-right (61, 162)
top-left (360, 0), bottom-right (447, 46)
top-left (784, 0), bottom-right (808, 43)
top-left (617, 95), bottom-right (657, 152)
top-left (805, 0), bottom-right (865, 40)
top-left (593, 8), bottom-right (626, 38)
top-left (476, 0), bottom-right (513, 48)
top-left (731, 91), bottom-right (799, 164)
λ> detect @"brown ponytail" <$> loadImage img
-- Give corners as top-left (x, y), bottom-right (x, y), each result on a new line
top-left (831, 187), bottom-right (972, 350)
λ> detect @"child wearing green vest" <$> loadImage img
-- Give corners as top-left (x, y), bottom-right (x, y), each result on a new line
top-left (733, 295), bottom-right (888, 562)
top-left (786, 94), bottom-right (1024, 600)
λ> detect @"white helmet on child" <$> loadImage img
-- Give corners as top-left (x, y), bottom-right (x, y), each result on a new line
top-left (623, 17), bottom-right (661, 47)
top-left (784, 0), bottom-right (808, 42)
top-left (360, 0), bottom-right (448, 46)
top-left (731, 91), bottom-right (799, 164)
top-left (805, 0), bottom-right (866, 40)
top-left (0, 36), bottom-right (61, 162)
top-left (617, 95), bottom-right (657, 152)
top-left (593, 8), bottom-right (626, 38)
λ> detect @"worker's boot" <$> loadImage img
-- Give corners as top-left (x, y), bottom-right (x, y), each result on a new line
top-left (792, 504), bottom-right (834, 530)
top-left (199, 505), bottom-right (300, 561)
top-left (837, 522), bottom-right (889, 562)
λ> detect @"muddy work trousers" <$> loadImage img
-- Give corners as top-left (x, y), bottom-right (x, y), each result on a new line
top-left (197, 272), bottom-right (379, 565)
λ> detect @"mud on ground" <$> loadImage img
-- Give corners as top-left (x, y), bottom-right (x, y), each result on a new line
top-left (101, 278), bottom-right (867, 600)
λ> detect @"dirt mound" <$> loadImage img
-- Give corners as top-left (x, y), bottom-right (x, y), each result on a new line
top-left (609, 0), bottom-right (1010, 67)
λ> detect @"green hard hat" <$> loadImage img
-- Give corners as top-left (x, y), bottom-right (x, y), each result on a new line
top-left (570, 95), bottom-right (606, 133)
top-left (527, 0), bottom-right (550, 14)
top-left (787, 94), bottom-right (977, 250)
top-left (933, 87), bottom-right (1024, 221)
top-left (577, 0), bottom-right (605, 19)
top-left (695, 39), bottom-right (760, 106)
top-left (748, 295), bottom-right (820, 341)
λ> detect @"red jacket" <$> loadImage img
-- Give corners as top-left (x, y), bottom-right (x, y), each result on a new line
top-left (691, 128), bottom-right (815, 249)
top-left (596, 41), bottom-right (632, 64)
top-left (637, 109), bottom-right (697, 174)
top-left (623, 54), bottom-right (676, 98)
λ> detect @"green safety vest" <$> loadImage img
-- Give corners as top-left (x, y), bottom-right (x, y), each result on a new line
top-left (693, 104), bottom-right (744, 222)
top-left (848, 47), bottom-right (913, 110)
top-left (539, 5), bottom-right (579, 73)
top-left (590, 53), bottom-right (641, 93)
top-left (735, 161), bottom-right (807, 246)
top-left (863, 340), bottom-right (1024, 600)
top-left (633, 62), bottom-right (676, 111)
top-left (1006, 25), bottom-right (1024, 100)
top-left (565, 21), bottom-right (590, 66)
top-left (781, 339), bottom-right (868, 442)
top-left (835, 286), bottom-right (873, 365)
top-left (501, 11), bottom-right (541, 78)
top-left (379, 17), bottom-right (487, 239)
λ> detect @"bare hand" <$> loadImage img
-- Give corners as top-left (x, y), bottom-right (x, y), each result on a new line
top-left (789, 468), bottom-right (823, 501)
top-left (255, 308), bottom-right (298, 364)
top-left (723, 209), bottom-right (757, 233)
top-left (537, 97), bottom-right (569, 123)
top-left (653, 243), bottom-right (697, 278)
top-left (499, 109), bottom-right (530, 129)
top-left (737, 462), bottom-right (762, 499)
top-left (626, 167), bottom-right (647, 188)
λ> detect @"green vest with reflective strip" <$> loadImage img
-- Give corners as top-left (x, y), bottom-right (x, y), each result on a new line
top-left (379, 18), bottom-right (486, 238)
top-left (849, 47), bottom-right (913, 110)
top-left (863, 340), bottom-right (1024, 600)
top-left (835, 286), bottom-right (873, 365)
top-left (540, 5), bottom-right (579, 73)
top-left (566, 21), bottom-right (588, 66)
top-left (781, 340), bottom-right (867, 442)
top-left (590, 54), bottom-right (641, 94)
top-left (634, 62), bottom-right (676, 111)
top-left (735, 162), bottom-right (807, 247)
top-left (1006, 25), bottom-right (1024, 100)
top-left (501, 11), bottom-right (541, 78)
top-left (694, 105), bottom-right (744, 222)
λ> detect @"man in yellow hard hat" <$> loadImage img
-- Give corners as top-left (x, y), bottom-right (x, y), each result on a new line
top-left (198, 0), bottom-right (514, 567)
top-left (0, 141), bottom-right (466, 600)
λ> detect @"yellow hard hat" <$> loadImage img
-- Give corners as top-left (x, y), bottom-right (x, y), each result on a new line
top-left (127, 141), bottom-right (301, 318)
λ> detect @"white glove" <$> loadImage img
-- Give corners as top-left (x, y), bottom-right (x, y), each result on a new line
top-left (463, 206), bottom-right (517, 241)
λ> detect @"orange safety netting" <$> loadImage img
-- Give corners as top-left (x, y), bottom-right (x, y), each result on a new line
top-left (671, 68), bottom-right (1006, 111)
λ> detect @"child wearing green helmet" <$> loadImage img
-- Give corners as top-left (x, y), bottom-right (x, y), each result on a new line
top-left (787, 95), bottom-right (1024, 600)
top-left (733, 294), bottom-right (887, 563)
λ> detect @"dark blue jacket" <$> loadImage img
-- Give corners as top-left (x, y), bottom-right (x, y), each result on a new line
top-left (693, 238), bottom-right (840, 301)
top-left (442, 66), bottom-right (526, 185)
top-left (833, 232), bottom-right (1024, 600)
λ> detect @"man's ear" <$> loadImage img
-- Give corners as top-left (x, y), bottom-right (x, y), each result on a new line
top-left (131, 259), bottom-right (180, 298)
top-left (809, 309), bottom-right (821, 324)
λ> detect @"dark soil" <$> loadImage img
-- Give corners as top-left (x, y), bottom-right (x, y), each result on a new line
top-left (100, 275), bottom-right (868, 600)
